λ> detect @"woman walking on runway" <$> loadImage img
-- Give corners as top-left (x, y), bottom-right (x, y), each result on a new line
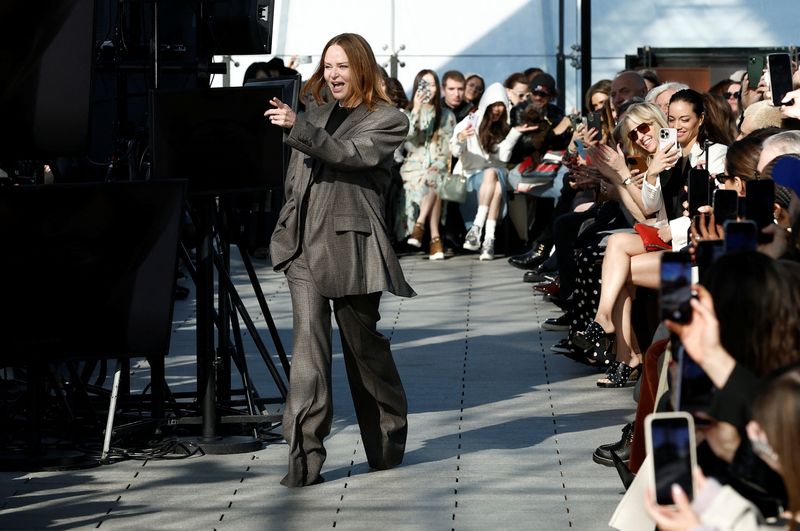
top-left (265, 33), bottom-right (414, 488)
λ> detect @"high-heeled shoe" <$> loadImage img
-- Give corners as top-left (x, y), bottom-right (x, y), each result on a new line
top-left (597, 360), bottom-right (641, 388)
top-left (575, 321), bottom-right (615, 367)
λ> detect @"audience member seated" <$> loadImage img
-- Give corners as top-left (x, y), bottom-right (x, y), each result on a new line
top-left (398, 70), bottom-right (456, 260)
top-left (449, 83), bottom-right (535, 260)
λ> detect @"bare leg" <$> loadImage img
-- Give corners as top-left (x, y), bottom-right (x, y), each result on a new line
top-left (429, 190), bottom-right (442, 240)
top-left (630, 250), bottom-right (663, 290)
top-left (593, 232), bottom-right (646, 333)
top-left (477, 168), bottom-right (498, 208)
top-left (416, 186), bottom-right (436, 226)
top-left (487, 179), bottom-right (503, 222)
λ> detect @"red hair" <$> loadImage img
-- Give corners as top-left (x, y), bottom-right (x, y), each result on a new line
top-left (303, 33), bottom-right (390, 110)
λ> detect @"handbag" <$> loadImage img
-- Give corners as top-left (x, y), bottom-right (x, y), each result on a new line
top-left (439, 173), bottom-right (467, 203)
top-left (511, 150), bottom-right (566, 193)
top-left (634, 223), bottom-right (671, 252)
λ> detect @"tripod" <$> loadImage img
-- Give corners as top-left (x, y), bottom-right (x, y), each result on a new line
top-left (180, 194), bottom-right (290, 454)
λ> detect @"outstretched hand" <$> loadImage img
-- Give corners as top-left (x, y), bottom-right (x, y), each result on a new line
top-left (264, 97), bottom-right (296, 129)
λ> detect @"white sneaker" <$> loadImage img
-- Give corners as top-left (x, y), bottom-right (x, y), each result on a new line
top-left (463, 225), bottom-right (482, 251)
top-left (479, 238), bottom-right (495, 260)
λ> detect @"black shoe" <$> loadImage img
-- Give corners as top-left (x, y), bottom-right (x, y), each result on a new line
top-left (523, 268), bottom-right (555, 283)
top-left (507, 242), bottom-right (552, 270)
top-left (542, 313), bottom-right (571, 331)
top-left (592, 422), bottom-right (634, 467)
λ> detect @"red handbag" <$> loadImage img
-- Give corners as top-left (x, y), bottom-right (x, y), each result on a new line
top-left (634, 223), bottom-right (671, 252)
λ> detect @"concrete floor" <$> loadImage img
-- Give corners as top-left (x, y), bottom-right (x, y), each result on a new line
top-left (0, 252), bottom-right (635, 530)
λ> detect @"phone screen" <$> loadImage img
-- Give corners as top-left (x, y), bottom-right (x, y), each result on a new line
top-left (688, 169), bottom-right (711, 216)
top-left (650, 416), bottom-right (694, 504)
top-left (768, 53), bottom-right (794, 107)
top-left (724, 220), bottom-right (758, 253)
top-left (744, 179), bottom-right (775, 243)
top-left (712, 188), bottom-right (738, 222)
top-left (660, 252), bottom-right (693, 323)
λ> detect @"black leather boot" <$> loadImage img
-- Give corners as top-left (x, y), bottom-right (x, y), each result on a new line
top-left (592, 421), bottom-right (634, 467)
top-left (507, 241), bottom-right (553, 270)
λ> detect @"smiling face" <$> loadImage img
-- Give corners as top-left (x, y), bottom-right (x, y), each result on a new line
top-left (668, 100), bottom-right (703, 148)
top-left (628, 120), bottom-right (657, 153)
top-left (323, 44), bottom-right (351, 101)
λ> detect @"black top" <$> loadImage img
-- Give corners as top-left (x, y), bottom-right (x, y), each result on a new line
top-left (325, 104), bottom-right (351, 135)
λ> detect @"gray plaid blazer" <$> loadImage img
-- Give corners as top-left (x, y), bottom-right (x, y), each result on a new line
top-left (270, 100), bottom-right (415, 299)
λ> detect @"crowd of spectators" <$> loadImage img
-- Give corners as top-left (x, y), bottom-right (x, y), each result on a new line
top-left (378, 58), bottom-right (800, 529)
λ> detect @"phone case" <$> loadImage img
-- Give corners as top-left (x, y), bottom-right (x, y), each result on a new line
top-left (658, 128), bottom-right (677, 151)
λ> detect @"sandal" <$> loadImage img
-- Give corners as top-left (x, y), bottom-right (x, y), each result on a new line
top-left (575, 321), bottom-right (615, 367)
top-left (597, 361), bottom-right (641, 388)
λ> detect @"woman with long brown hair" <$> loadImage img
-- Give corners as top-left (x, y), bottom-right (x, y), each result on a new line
top-left (398, 69), bottom-right (455, 259)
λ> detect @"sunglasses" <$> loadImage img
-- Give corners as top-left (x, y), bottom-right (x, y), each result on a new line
top-left (531, 90), bottom-right (550, 98)
top-left (626, 122), bottom-right (652, 142)
top-left (715, 174), bottom-right (732, 184)
top-left (724, 91), bottom-right (741, 100)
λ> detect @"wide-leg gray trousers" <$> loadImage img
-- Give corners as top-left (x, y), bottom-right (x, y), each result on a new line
top-left (281, 254), bottom-right (408, 487)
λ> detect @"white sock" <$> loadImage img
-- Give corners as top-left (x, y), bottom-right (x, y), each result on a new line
top-left (484, 219), bottom-right (497, 240)
top-left (473, 206), bottom-right (489, 228)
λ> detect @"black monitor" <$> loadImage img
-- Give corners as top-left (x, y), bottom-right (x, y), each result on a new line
top-left (149, 81), bottom-right (298, 195)
top-left (0, 0), bottom-right (95, 164)
top-left (0, 180), bottom-right (186, 364)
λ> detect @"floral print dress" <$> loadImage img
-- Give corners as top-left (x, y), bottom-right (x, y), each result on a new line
top-left (396, 106), bottom-right (456, 240)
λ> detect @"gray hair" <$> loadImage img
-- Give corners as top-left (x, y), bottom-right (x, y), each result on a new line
top-left (762, 130), bottom-right (800, 156)
top-left (645, 81), bottom-right (690, 104)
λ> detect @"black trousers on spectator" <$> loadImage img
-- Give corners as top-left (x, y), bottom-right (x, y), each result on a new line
top-left (553, 207), bottom-right (598, 299)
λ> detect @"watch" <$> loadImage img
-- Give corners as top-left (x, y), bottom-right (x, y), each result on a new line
top-left (623, 177), bottom-right (634, 186)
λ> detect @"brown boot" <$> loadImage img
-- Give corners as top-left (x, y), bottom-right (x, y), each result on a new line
top-left (429, 237), bottom-right (444, 260)
top-left (407, 222), bottom-right (424, 248)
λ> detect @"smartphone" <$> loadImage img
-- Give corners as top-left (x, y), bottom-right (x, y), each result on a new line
top-left (767, 53), bottom-right (794, 107)
top-left (712, 188), bottom-right (738, 222)
top-left (626, 155), bottom-right (648, 174)
top-left (747, 55), bottom-right (765, 90)
top-left (658, 128), bottom-right (678, 151)
top-left (660, 252), bottom-right (693, 324)
top-left (585, 111), bottom-right (603, 132)
top-left (573, 138), bottom-right (586, 159)
top-left (417, 78), bottom-right (432, 103)
top-left (645, 412), bottom-right (697, 505)
top-left (467, 111), bottom-right (479, 130)
top-left (673, 341), bottom-right (715, 419)
top-left (744, 179), bottom-right (775, 243)
top-left (688, 168), bottom-right (711, 216)
top-left (724, 219), bottom-right (758, 253)
top-left (695, 240), bottom-right (725, 282)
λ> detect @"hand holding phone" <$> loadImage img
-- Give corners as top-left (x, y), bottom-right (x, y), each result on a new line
top-left (584, 111), bottom-right (603, 133)
top-left (688, 168), bottom-right (711, 216)
top-left (747, 55), bottom-right (765, 90)
top-left (645, 412), bottom-right (697, 505)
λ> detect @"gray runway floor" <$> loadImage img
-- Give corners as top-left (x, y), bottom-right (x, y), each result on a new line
top-left (0, 252), bottom-right (635, 530)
